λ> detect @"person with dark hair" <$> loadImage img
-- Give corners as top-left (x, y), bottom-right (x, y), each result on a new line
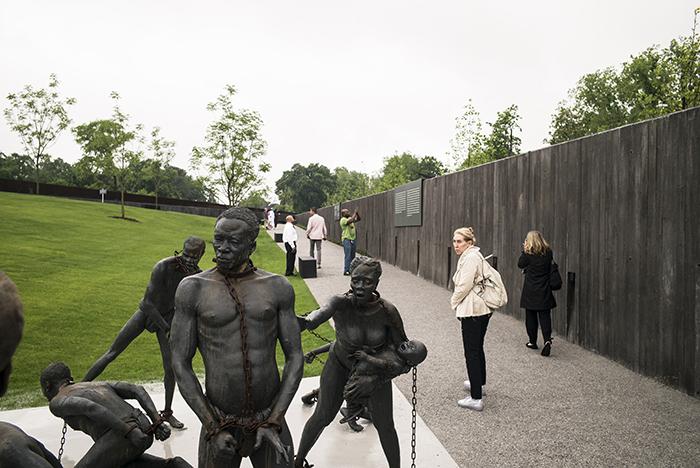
top-left (339, 208), bottom-right (360, 275)
top-left (0, 273), bottom-right (62, 468)
top-left (295, 256), bottom-right (410, 468)
top-left (83, 236), bottom-right (205, 429)
top-left (171, 206), bottom-right (303, 467)
top-left (305, 207), bottom-right (327, 269)
top-left (41, 362), bottom-right (191, 468)
top-left (282, 215), bottom-right (298, 276)
top-left (519, 230), bottom-right (557, 356)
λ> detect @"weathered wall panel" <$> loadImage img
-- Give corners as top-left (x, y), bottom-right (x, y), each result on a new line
top-left (296, 108), bottom-right (700, 397)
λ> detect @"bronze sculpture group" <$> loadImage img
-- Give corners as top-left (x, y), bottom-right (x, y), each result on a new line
top-left (0, 207), bottom-right (426, 468)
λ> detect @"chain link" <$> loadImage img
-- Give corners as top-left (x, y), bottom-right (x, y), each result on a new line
top-left (300, 310), bottom-right (333, 365)
top-left (306, 328), bottom-right (333, 345)
top-left (411, 366), bottom-right (418, 468)
top-left (222, 275), bottom-right (255, 417)
top-left (300, 310), bottom-right (334, 346)
top-left (57, 421), bottom-right (67, 462)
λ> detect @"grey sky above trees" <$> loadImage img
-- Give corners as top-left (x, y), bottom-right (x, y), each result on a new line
top-left (0, 1), bottom-right (695, 203)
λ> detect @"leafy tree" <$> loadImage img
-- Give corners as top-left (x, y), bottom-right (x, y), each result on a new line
top-left (483, 104), bottom-right (521, 159)
top-left (146, 126), bottom-right (175, 208)
top-left (275, 163), bottom-right (337, 212)
top-left (327, 167), bottom-right (372, 204)
top-left (125, 159), bottom-right (217, 202)
top-left (73, 92), bottom-right (142, 219)
top-left (0, 152), bottom-right (34, 181)
top-left (191, 85), bottom-right (270, 206)
top-left (3, 74), bottom-right (76, 194)
top-left (449, 102), bottom-right (522, 170)
top-left (374, 152), bottom-right (446, 192)
top-left (73, 119), bottom-right (124, 188)
top-left (239, 191), bottom-right (270, 209)
top-left (42, 157), bottom-right (77, 186)
top-left (447, 100), bottom-right (486, 169)
top-left (549, 30), bottom-right (700, 144)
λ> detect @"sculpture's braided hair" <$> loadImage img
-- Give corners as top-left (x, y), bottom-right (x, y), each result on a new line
top-left (349, 256), bottom-right (382, 280)
top-left (216, 207), bottom-right (260, 245)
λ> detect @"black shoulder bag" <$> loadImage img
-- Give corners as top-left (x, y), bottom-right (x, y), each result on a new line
top-left (550, 260), bottom-right (563, 291)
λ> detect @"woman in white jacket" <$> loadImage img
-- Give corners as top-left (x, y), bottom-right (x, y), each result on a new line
top-left (451, 227), bottom-right (491, 411)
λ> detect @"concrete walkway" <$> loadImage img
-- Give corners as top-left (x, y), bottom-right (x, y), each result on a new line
top-left (281, 225), bottom-right (700, 467)
top-left (0, 377), bottom-right (455, 468)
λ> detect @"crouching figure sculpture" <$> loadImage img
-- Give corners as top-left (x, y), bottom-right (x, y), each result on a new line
top-left (41, 362), bottom-right (191, 468)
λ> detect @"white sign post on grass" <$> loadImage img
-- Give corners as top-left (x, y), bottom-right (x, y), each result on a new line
top-left (99, 188), bottom-right (107, 203)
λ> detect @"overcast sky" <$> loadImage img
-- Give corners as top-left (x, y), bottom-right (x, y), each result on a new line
top-left (1, 1), bottom-right (696, 201)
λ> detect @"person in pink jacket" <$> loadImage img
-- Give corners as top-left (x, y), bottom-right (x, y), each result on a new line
top-left (305, 207), bottom-right (327, 268)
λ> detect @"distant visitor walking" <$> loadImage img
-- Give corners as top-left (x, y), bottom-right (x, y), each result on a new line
top-left (340, 208), bottom-right (361, 275)
top-left (451, 227), bottom-right (491, 412)
top-left (267, 206), bottom-right (276, 230)
top-left (306, 207), bottom-right (327, 268)
top-left (518, 230), bottom-right (557, 357)
top-left (283, 215), bottom-right (298, 276)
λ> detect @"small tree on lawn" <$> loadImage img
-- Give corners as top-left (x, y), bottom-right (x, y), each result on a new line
top-left (147, 126), bottom-right (175, 209)
top-left (73, 92), bottom-right (142, 219)
top-left (191, 85), bottom-right (270, 206)
top-left (4, 74), bottom-right (76, 194)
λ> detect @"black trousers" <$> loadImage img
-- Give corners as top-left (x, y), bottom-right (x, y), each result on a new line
top-left (460, 313), bottom-right (491, 399)
top-left (525, 309), bottom-right (552, 345)
top-left (284, 242), bottom-right (296, 275)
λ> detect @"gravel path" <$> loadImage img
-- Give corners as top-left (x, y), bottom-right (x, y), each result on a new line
top-left (274, 226), bottom-right (700, 467)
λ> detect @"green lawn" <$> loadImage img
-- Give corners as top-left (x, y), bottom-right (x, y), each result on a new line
top-left (0, 192), bottom-right (334, 410)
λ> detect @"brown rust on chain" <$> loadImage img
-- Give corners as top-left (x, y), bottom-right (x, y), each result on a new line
top-left (221, 271), bottom-right (256, 418)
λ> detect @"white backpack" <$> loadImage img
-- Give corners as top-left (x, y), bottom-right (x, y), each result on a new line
top-left (474, 253), bottom-right (508, 309)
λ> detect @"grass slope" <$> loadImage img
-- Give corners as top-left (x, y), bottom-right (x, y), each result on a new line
top-left (0, 192), bottom-right (333, 410)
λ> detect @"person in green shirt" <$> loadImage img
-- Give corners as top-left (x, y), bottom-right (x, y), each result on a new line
top-left (340, 208), bottom-right (361, 275)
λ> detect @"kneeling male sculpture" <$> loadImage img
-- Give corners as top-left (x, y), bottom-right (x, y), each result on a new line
top-left (41, 362), bottom-right (191, 468)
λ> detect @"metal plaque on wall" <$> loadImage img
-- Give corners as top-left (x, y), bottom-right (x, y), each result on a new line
top-left (394, 179), bottom-right (422, 227)
top-left (334, 203), bottom-right (341, 220)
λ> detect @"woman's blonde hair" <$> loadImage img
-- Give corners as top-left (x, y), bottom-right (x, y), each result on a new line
top-left (453, 227), bottom-right (476, 245)
top-left (523, 230), bottom-right (550, 255)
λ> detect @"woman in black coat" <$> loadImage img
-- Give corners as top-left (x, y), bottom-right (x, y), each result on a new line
top-left (518, 230), bottom-right (556, 356)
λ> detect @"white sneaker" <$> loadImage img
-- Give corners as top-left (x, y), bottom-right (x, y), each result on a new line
top-left (457, 397), bottom-right (484, 411)
top-left (463, 380), bottom-right (486, 395)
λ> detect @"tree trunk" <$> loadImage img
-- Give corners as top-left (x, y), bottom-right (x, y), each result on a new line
top-left (155, 192), bottom-right (159, 210)
top-left (35, 157), bottom-right (40, 195)
top-left (121, 189), bottom-right (125, 219)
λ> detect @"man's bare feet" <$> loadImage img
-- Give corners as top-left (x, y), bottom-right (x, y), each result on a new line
top-left (161, 409), bottom-right (185, 429)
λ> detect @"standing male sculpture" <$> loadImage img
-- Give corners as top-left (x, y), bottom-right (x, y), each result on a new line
top-left (171, 207), bottom-right (304, 467)
top-left (83, 236), bottom-right (206, 429)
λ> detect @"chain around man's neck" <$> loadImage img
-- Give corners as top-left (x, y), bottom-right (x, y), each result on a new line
top-left (216, 260), bottom-right (257, 278)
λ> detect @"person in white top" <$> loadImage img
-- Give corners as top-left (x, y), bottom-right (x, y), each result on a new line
top-left (283, 215), bottom-right (298, 276)
top-left (267, 207), bottom-right (276, 230)
top-left (305, 207), bottom-right (327, 268)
